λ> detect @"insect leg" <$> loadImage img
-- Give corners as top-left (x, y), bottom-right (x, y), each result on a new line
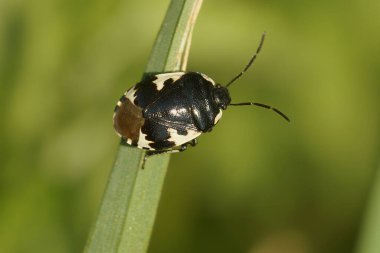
top-left (142, 144), bottom-right (188, 169)
top-left (145, 147), bottom-right (184, 159)
top-left (188, 138), bottom-right (198, 147)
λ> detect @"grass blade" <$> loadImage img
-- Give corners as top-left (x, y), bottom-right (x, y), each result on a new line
top-left (355, 164), bottom-right (380, 253)
top-left (84, 0), bottom-right (203, 252)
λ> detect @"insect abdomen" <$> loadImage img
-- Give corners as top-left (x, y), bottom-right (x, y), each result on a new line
top-left (113, 95), bottom-right (145, 146)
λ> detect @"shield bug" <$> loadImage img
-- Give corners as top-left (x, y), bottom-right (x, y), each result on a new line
top-left (113, 33), bottom-right (289, 160)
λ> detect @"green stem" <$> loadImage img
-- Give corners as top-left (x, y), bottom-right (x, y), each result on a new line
top-left (84, 1), bottom-right (203, 252)
top-left (355, 165), bottom-right (380, 253)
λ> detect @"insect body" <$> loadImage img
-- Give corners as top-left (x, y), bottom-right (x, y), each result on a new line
top-left (113, 33), bottom-right (289, 158)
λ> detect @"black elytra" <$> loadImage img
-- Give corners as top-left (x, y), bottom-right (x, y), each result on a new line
top-left (113, 33), bottom-right (289, 158)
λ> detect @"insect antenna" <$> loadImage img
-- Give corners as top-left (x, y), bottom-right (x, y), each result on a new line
top-left (225, 32), bottom-right (266, 88)
top-left (230, 102), bottom-right (290, 122)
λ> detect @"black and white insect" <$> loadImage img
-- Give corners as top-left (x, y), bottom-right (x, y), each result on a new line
top-left (113, 33), bottom-right (289, 159)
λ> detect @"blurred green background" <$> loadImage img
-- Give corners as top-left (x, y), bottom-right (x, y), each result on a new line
top-left (1, 0), bottom-right (380, 252)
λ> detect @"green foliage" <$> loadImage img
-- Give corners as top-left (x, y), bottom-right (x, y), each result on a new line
top-left (355, 167), bottom-right (380, 253)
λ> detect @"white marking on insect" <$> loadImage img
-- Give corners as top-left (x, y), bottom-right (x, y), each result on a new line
top-left (167, 128), bottom-right (201, 146)
top-left (125, 89), bottom-right (137, 102)
top-left (137, 130), bottom-right (154, 149)
top-left (152, 72), bottom-right (183, 91)
top-left (214, 109), bottom-right (223, 124)
top-left (200, 73), bottom-right (215, 85)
